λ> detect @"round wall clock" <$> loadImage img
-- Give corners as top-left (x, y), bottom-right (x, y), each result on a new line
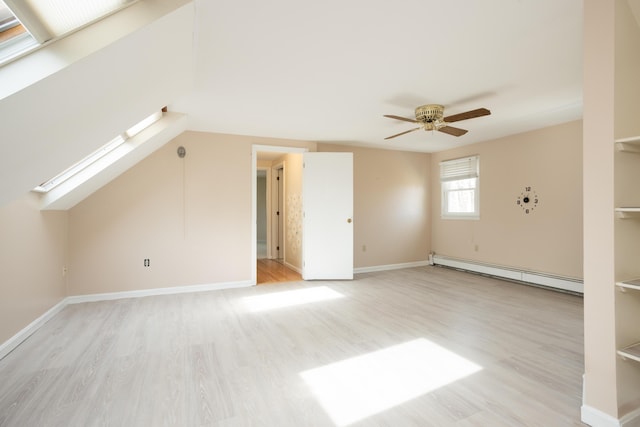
top-left (516, 186), bottom-right (538, 214)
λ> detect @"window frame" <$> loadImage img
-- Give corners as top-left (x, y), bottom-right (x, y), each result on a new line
top-left (32, 111), bottom-right (162, 193)
top-left (0, 0), bottom-right (136, 67)
top-left (440, 156), bottom-right (480, 220)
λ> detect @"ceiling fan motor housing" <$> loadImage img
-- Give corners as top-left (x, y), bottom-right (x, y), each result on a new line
top-left (415, 104), bottom-right (445, 130)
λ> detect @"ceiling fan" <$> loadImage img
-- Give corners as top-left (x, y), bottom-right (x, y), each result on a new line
top-left (384, 104), bottom-right (491, 140)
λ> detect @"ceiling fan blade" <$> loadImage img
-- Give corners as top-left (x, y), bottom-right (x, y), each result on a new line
top-left (443, 108), bottom-right (491, 123)
top-left (385, 127), bottom-right (422, 140)
top-left (384, 114), bottom-right (419, 123)
top-left (438, 126), bottom-right (468, 137)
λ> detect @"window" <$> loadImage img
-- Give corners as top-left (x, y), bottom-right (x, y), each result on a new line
top-left (33, 111), bottom-right (162, 193)
top-left (0, 0), bottom-right (135, 65)
top-left (440, 156), bottom-right (479, 219)
top-left (0, 1), bottom-right (37, 63)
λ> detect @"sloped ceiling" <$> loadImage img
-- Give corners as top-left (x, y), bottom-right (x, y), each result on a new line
top-left (173, 0), bottom-right (584, 153)
top-left (0, 0), bottom-right (194, 207)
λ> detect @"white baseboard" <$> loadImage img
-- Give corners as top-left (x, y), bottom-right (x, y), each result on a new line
top-left (354, 260), bottom-right (430, 274)
top-left (432, 255), bottom-right (583, 294)
top-left (581, 405), bottom-right (623, 427)
top-left (621, 407), bottom-right (640, 426)
top-left (0, 298), bottom-right (67, 360)
top-left (66, 280), bottom-right (253, 304)
top-left (0, 280), bottom-right (253, 360)
top-left (284, 261), bottom-right (302, 275)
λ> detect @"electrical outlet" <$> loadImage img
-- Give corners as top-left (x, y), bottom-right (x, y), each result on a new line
top-left (144, 258), bottom-right (150, 267)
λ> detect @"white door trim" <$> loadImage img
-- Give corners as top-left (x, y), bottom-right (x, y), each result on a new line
top-left (251, 145), bottom-right (308, 285)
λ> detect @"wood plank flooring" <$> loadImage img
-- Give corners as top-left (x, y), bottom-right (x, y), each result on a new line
top-left (0, 266), bottom-right (585, 426)
top-left (257, 258), bottom-right (301, 284)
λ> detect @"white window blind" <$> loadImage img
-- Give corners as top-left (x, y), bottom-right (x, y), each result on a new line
top-left (440, 156), bottom-right (480, 219)
top-left (4, 0), bottom-right (134, 43)
top-left (27, 0), bottom-right (131, 37)
top-left (440, 156), bottom-right (479, 182)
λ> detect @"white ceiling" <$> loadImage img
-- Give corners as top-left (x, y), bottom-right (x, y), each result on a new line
top-left (173, 0), bottom-right (584, 153)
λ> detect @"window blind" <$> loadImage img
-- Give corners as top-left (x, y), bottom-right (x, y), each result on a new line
top-left (440, 156), bottom-right (479, 182)
top-left (5, 0), bottom-right (134, 42)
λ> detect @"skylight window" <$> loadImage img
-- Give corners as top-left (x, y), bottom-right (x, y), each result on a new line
top-left (15, 0), bottom-right (135, 40)
top-left (0, 0), bottom-right (135, 65)
top-left (0, 1), bottom-right (37, 63)
top-left (33, 111), bottom-right (162, 193)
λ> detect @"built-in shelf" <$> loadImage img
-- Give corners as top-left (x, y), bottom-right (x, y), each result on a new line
top-left (616, 279), bottom-right (640, 291)
top-left (618, 343), bottom-right (640, 363)
top-left (615, 136), bottom-right (640, 152)
top-left (615, 207), bottom-right (640, 218)
top-left (616, 280), bottom-right (640, 362)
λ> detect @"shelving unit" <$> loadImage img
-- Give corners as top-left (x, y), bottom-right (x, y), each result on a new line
top-left (618, 344), bottom-right (640, 363)
top-left (616, 135), bottom-right (640, 370)
top-left (616, 278), bottom-right (640, 291)
top-left (615, 207), bottom-right (640, 218)
top-left (615, 135), bottom-right (640, 153)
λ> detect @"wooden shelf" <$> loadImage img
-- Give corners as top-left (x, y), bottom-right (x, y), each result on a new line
top-left (616, 279), bottom-right (640, 291)
top-left (616, 135), bottom-right (640, 153)
top-left (618, 343), bottom-right (640, 363)
top-left (615, 207), bottom-right (640, 218)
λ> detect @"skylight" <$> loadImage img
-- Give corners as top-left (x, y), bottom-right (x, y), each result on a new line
top-left (0, 0), bottom-right (135, 65)
top-left (16, 0), bottom-right (135, 40)
top-left (33, 111), bottom-right (162, 193)
top-left (0, 1), bottom-right (37, 63)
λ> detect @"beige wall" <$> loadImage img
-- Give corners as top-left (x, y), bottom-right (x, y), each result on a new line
top-left (256, 175), bottom-right (267, 243)
top-left (68, 132), bottom-right (315, 295)
top-left (0, 194), bottom-right (67, 344)
top-left (318, 144), bottom-right (431, 268)
top-left (283, 153), bottom-right (304, 270)
top-left (431, 120), bottom-right (583, 279)
top-left (582, 0), bottom-right (618, 418)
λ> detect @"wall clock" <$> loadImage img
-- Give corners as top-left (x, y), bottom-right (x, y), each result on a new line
top-left (516, 186), bottom-right (538, 214)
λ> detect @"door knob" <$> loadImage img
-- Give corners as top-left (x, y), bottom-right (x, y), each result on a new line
top-left (347, 218), bottom-right (352, 223)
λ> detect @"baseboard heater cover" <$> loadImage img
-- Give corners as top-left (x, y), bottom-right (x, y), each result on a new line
top-left (433, 255), bottom-right (583, 294)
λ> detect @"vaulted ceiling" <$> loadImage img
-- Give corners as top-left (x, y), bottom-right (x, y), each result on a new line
top-left (174, 0), bottom-right (584, 153)
top-left (0, 0), bottom-right (590, 207)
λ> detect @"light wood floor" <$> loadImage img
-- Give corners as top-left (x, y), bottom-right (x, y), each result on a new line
top-left (0, 266), bottom-right (585, 426)
top-left (257, 258), bottom-right (301, 284)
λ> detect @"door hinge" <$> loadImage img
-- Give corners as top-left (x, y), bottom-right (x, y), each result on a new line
top-left (276, 211), bottom-right (280, 215)
top-left (277, 245), bottom-right (280, 251)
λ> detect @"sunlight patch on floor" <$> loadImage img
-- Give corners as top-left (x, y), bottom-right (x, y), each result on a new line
top-left (300, 338), bottom-right (482, 426)
top-left (242, 286), bottom-right (344, 312)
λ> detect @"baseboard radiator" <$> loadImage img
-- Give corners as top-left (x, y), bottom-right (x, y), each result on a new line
top-left (432, 255), bottom-right (583, 294)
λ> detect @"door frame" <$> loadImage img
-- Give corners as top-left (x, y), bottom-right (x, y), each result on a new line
top-left (271, 162), bottom-right (284, 261)
top-left (251, 144), bottom-right (308, 285)
top-left (256, 166), bottom-right (271, 260)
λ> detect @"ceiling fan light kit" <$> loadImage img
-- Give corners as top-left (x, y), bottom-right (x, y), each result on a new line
top-left (414, 104), bottom-right (446, 130)
top-left (384, 104), bottom-right (491, 140)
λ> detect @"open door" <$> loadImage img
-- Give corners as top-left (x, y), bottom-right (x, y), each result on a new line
top-left (302, 152), bottom-right (353, 280)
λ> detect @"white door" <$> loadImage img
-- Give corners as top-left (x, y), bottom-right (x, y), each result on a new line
top-left (302, 152), bottom-right (353, 280)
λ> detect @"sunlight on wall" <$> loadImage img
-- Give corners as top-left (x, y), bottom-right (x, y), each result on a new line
top-left (300, 338), bottom-right (482, 426)
top-left (242, 286), bottom-right (344, 312)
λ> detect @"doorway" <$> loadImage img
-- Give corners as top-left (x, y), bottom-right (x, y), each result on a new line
top-left (256, 169), bottom-right (268, 259)
top-left (252, 145), bottom-right (307, 285)
top-left (251, 147), bottom-right (354, 284)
